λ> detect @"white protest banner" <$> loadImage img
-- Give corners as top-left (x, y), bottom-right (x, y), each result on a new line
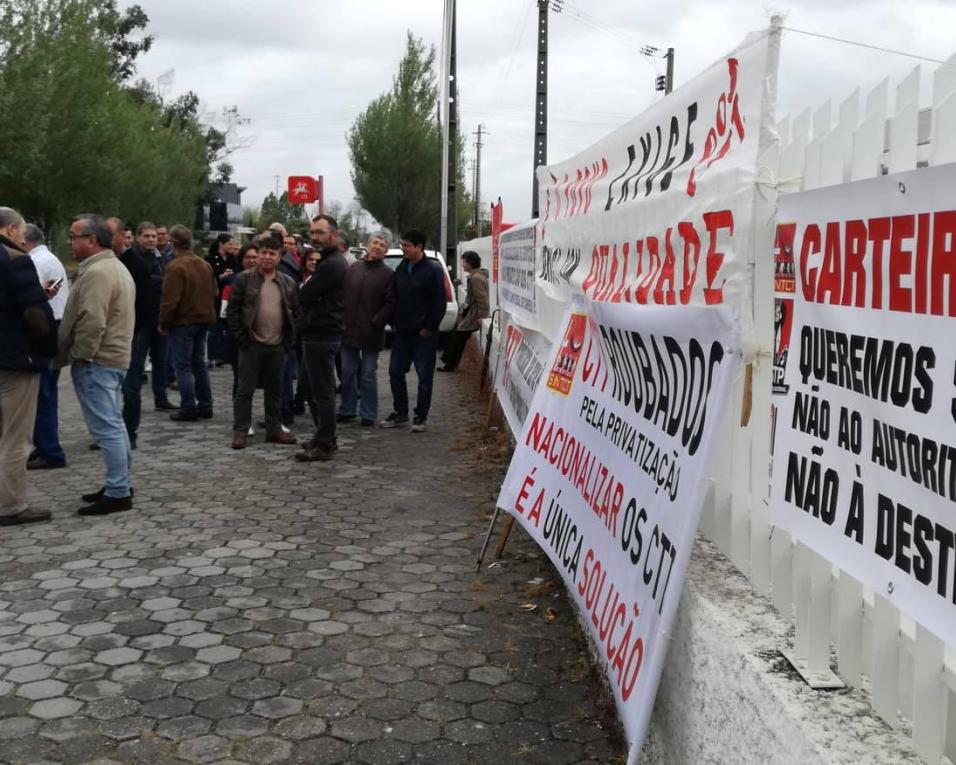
top-left (770, 163), bottom-right (956, 642)
top-left (497, 300), bottom-right (740, 761)
top-left (499, 220), bottom-right (537, 329)
top-left (534, 29), bottom-right (776, 343)
top-left (495, 313), bottom-right (552, 436)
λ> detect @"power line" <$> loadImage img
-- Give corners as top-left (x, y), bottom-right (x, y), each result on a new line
top-left (782, 26), bottom-right (956, 67)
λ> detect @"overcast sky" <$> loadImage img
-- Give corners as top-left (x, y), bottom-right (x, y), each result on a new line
top-left (125, 0), bottom-right (956, 227)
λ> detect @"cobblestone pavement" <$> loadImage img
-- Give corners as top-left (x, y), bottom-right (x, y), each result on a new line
top-left (5, 355), bottom-right (622, 764)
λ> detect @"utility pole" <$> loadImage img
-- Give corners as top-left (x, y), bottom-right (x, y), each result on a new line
top-left (274, 175), bottom-right (280, 198)
top-left (531, 0), bottom-right (549, 218)
top-left (473, 124), bottom-right (485, 230)
top-left (665, 47), bottom-right (675, 94)
top-left (440, 0), bottom-right (458, 277)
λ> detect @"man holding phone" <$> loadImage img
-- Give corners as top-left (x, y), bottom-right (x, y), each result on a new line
top-left (22, 224), bottom-right (69, 470)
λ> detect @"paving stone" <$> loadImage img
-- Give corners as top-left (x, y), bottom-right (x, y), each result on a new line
top-left (328, 715), bottom-right (384, 743)
top-left (5, 361), bottom-right (623, 763)
top-left (17, 678), bottom-right (68, 700)
top-left (156, 714), bottom-right (212, 739)
top-left (195, 695), bottom-right (248, 720)
top-left (71, 679), bottom-right (122, 701)
top-left (177, 734), bottom-right (231, 763)
top-left (232, 735), bottom-right (293, 764)
top-left (28, 697), bottom-right (84, 719)
top-left (214, 713), bottom-right (269, 738)
top-left (251, 695), bottom-right (303, 719)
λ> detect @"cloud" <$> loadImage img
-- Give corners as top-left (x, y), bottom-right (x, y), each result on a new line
top-left (126, 0), bottom-right (956, 224)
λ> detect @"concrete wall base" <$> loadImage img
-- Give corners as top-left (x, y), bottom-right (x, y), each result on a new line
top-left (638, 537), bottom-right (922, 764)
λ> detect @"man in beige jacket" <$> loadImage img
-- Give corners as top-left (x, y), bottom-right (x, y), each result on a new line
top-left (57, 214), bottom-right (136, 516)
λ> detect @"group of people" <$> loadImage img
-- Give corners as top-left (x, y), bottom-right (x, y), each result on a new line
top-left (0, 203), bottom-right (490, 526)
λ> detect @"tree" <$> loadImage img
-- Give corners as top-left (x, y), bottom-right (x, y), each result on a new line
top-left (0, 0), bottom-right (233, 237)
top-left (260, 192), bottom-right (306, 235)
top-left (348, 32), bottom-right (471, 244)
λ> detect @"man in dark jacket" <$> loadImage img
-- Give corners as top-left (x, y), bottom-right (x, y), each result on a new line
top-left (226, 235), bottom-right (299, 450)
top-left (0, 206), bottom-right (56, 525)
top-left (110, 218), bottom-right (156, 449)
top-left (296, 214), bottom-right (347, 462)
top-left (381, 229), bottom-right (447, 432)
top-left (133, 221), bottom-right (175, 409)
top-left (440, 250), bottom-right (490, 371)
top-left (337, 232), bottom-right (395, 427)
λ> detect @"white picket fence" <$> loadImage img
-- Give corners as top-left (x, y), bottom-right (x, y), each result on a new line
top-left (699, 51), bottom-right (956, 763)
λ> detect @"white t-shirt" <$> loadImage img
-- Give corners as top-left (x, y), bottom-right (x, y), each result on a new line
top-left (28, 244), bottom-right (69, 320)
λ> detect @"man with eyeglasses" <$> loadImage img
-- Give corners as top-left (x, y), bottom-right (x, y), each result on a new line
top-left (295, 214), bottom-right (347, 462)
top-left (57, 214), bottom-right (136, 516)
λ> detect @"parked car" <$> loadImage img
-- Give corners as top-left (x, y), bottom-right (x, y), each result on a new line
top-left (382, 248), bottom-right (459, 337)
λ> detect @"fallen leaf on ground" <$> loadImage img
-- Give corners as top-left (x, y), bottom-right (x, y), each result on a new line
top-left (544, 607), bottom-right (558, 623)
top-left (519, 603), bottom-right (538, 612)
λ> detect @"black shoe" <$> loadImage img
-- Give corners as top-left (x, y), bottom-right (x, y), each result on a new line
top-left (77, 495), bottom-right (133, 516)
top-left (411, 417), bottom-right (427, 432)
top-left (380, 413), bottom-right (409, 429)
top-left (281, 417), bottom-right (295, 427)
top-left (26, 456), bottom-right (67, 471)
top-left (437, 366), bottom-right (456, 372)
top-left (198, 409), bottom-right (213, 420)
top-left (170, 410), bottom-right (199, 422)
top-left (360, 419), bottom-right (374, 427)
top-left (0, 508), bottom-right (51, 526)
top-left (88, 442), bottom-right (100, 451)
top-left (294, 445), bottom-right (333, 462)
top-left (81, 486), bottom-right (135, 503)
top-left (336, 414), bottom-right (357, 423)
top-left (155, 400), bottom-right (178, 411)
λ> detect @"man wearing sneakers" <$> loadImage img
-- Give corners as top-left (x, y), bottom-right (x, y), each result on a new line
top-left (381, 230), bottom-right (446, 432)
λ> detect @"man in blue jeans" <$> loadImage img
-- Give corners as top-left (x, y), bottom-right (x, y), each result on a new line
top-left (57, 214), bottom-right (135, 516)
top-left (158, 225), bottom-right (217, 421)
top-left (381, 229), bottom-right (447, 432)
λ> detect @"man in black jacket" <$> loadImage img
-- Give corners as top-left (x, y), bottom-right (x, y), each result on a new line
top-left (133, 222), bottom-right (175, 410)
top-left (0, 206), bottom-right (56, 525)
top-left (381, 229), bottom-right (447, 432)
top-left (111, 218), bottom-right (155, 449)
top-left (296, 214), bottom-right (347, 462)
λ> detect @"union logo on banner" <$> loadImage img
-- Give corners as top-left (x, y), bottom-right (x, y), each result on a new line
top-left (288, 176), bottom-right (317, 204)
top-left (546, 313), bottom-right (587, 396)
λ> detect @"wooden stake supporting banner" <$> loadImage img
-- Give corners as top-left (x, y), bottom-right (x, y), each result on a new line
top-left (494, 515), bottom-right (515, 559)
top-left (740, 362), bottom-right (754, 427)
top-left (476, 506), bottom-right (501, 572)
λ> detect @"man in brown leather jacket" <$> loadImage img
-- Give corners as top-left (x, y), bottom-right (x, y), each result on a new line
top-left (226, 234), bottom-right (299, 449)
top-left (158, 225), bottom-right (217, 422)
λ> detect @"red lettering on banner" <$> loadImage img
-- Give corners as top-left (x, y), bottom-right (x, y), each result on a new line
top-left (794, 210), bottom-right (956, 316)
top-left (577, 209), bottom-right (735, 306)
top-left (578, 549), bottom-right (645, 700)
top-left (703, 210), bottom-right (734, 304)
top-left (687, 58), bottom-right (745, 197)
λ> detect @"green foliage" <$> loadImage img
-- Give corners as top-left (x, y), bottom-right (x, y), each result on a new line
top-left (348, 31), bottom-right (471, 244)
top-left (0, 0), bottom-right (221, 237)
top-left (259, 192), bottom-right (307, 235)
top-left (325, 200), bottom-right (371, 247)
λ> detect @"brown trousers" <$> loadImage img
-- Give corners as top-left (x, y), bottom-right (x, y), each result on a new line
top-left (0, 370), bottom-right (40, 516)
